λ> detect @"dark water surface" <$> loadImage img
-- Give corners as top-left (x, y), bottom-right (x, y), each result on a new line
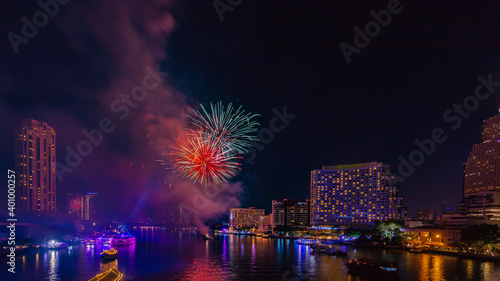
top-left (2, 228), bottom-right (500, 280)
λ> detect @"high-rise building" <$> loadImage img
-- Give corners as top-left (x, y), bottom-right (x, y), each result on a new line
top-left (464, 111), bottom-right (500, 194)
top-left (16, 119), bottom-right (56, 213)
top-left (271, 199), bottom-right (309, 227)
top-left (259, 214), bottom-right (272, 232)
top-left (416, 210), bottom-right (436, 221)
top-left (463, 111), bottom-right (500, 226)
top-left (229, 207), bottom-right (265, 229)
top-left (66, 192), bottom-right (97, 221)
top-left (310, 162), bottom-right (406, 227)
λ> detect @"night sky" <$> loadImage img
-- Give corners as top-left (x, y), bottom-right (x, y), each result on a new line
top-left (1, 0), bottom-right (500, 222)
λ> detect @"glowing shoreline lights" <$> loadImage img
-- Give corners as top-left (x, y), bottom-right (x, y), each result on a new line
top-left (168, 102), bottom-right (259, 186)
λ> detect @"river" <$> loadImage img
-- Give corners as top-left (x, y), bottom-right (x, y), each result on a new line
top-left (1, 228), bottom-right (499, 280)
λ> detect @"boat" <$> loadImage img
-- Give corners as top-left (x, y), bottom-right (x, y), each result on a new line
top-left (296, 239), bottom-right (315, 246)
top-left (326, 248), bottom-right (348, 256)
top-left (111, 235), bottom-right (136, 246)
top-left (311, 242), bottom-right (328, 249)
top-left (100, 248), bottom-right (117, 261)
top-left (41, 240), bottom-right (68, 249)
top-left (311, 244), bottom-right (347, 256)
top-left (345, 258), bottom-right (398, 280)
top-left (262, 234), bottom-right (270, 238)
top-left (89, 267), bottom-right (123, 281)
top-left (83, 237), bottom-right (101, 245)
top-left (409, 247), bottom-right (423, 253)
top-left (101, 236), bottom-right (114, 244)
top-left (201, 234), bottom-right (215, 241)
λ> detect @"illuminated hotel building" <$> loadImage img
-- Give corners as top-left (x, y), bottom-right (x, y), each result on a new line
top-left (463, 110), bottom-right (500, 226)
top-left (271, 199), bottom-right (310, 227)
top-left (310, 162), bottom-right (406, 227)
top-left (229, 207), bottom-right (265, 229)
top-left (15, 119), bottom-right (56, 213)
top-left (259, 214), bottom-right (272, 232)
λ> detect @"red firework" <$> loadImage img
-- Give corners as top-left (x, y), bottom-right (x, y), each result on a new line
top-left (170, 129), bottom-right (241, 186)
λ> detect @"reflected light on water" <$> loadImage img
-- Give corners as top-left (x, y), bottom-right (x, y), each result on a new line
top-left (417, 254), bottom-right (445, 281)
top-left (222, 236), bottom-right (227, 265)
top-left (467, 259), bottom-right (474, 280)
top-left (482, 261), bottom-right (500, 280)
top-left (430, 255), bottom-right (444, 281)
top-left (419, 254), bottom-right (430, 281)
top-left (47, 250), bottom-right (59, 281)
top-left (179, 258), bottom-right (236, 281)
top-left (10, 230), bottom-right (500, 281)
top-left (100, 259), bottom-right (118, 273)
top-left (35, 253), bottom-right (39, 270)
top-left (251, 239), bottom-right (256, 266)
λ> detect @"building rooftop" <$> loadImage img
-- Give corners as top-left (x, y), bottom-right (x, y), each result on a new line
top-left (321, 161), bottom-right (382, 170)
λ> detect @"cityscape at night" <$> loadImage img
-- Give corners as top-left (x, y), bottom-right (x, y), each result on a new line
top-left (2, 1), bottom-right (500, 280)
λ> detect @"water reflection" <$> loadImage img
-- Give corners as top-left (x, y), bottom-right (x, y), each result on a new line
top-left (430, 255), bottom-right (444, 280)
top-left (251, 238), bottom-right (256, 268)
top-left (467, 259), bottom-right (474, 280)
top-left (6, 230), bottom-right (500, 281)
top-left (100, 259), bottom-right (118, 273)
top-left (46, 250), bottom-right (59, 281)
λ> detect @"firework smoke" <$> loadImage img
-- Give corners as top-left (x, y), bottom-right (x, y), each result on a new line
top-left (0, 0), bottom-right (245, 230)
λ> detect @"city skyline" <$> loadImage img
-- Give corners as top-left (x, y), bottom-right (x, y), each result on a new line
top-left (1, 0), bottom-right (500, 222)
top-left (2, 1), bottom-right (500, 280)
top-left (6, 111), bottom-right (500, 220)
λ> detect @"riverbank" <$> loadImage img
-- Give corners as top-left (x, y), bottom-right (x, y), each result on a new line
top-left (337, 241), bottom-right (500, 262)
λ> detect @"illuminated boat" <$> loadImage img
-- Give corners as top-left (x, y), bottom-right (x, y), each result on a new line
top-left (345, 258), bottom-right (398, 280)
top-left (101, 236), bottom-right (114, 244)
top-left (201, 234), bottom-right (215, 241)
top-left (83, 237), bottom-right (101, 245)
top-left (111, 235), bottom-right (136, 246)
top-left (89, 267), bottom-right (123, 281)
top-left (41, 240), bottom-right (68, 249)
top-left (409, 247), bottom-right (423, 253)
top-left (100, 248), bottom-right (117, 261)
top-left (311, 244), bottom-right (347, 256)
top-left (296, 239), bottom-right (315, 245)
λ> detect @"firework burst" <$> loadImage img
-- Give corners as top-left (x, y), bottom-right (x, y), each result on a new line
top-left (189, 102), bottom-right (260, 154)
top-left (165, 102), bottom-right (259, 186)
top-left (170, 129), bottom-right (242, 186)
